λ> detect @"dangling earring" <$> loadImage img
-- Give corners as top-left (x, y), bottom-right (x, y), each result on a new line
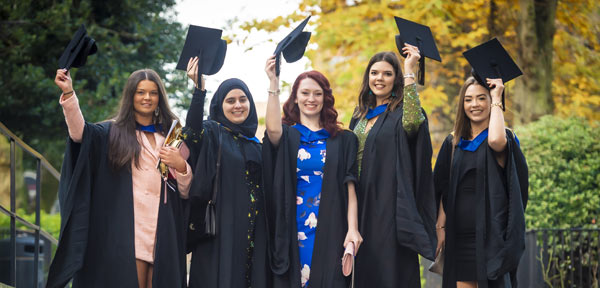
top-left (154, 108), bottom-right (159, 117)
top-left (391, 92), bottom-right (396, 97)
top-left (369, 90), bottom-right (373, 96)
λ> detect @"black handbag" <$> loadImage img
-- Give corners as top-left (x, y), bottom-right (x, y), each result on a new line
top-left (187, 126), bottom-right (222, 250)
top-left (203, 126), bottom-right (222, 237)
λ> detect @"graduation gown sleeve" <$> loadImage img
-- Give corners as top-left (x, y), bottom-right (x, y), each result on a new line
top-left (183, 88), bottom-right (210, 171)
top-left (394, 112), bottom-right (438, 261)
top-left (484, 130), bottom-right (528, 281)
top-left (433, 135), bottom-right (453, 212)
top-left (46, 121), bottom-right (109, 288)
top-left (182, 88), bottom-right (221, 247)
top-left (262, 125), bottom-right (299, 276)
top-left (308, 130), bottom-right (359, 288)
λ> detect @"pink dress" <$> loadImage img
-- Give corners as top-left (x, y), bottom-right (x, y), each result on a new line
top-left (60, 92), bottom-right (192, 263)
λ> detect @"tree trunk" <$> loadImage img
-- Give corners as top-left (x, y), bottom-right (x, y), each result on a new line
top-left (513, 0), bottom-right (557, 124)
top-left (488, 0), bottom-right (500, 37)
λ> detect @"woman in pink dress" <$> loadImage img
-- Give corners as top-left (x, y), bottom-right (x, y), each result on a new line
top-left (47, 68), bottom-right (192, 288)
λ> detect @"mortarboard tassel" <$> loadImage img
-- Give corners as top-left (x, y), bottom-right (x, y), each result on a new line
top-left (491, 62), bottom-right (506, 111)
top-left (418, 57), bottom-right (425, 86)
top-left (416, 38), bottom-right (425, 85)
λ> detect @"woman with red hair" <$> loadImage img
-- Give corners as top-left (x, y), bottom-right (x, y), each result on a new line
top-left (263, 56), bottom-right (361, 288)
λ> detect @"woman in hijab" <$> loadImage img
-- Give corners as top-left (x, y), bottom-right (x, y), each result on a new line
top-left (183, 57), bottom-right (271, 288)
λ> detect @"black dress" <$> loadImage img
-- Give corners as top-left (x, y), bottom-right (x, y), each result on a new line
top-left (434, 130), bottom-right (528, 288)
top-left (47, 121), bottom-right (188, 288)
top-left (454, 148), bottom-right (478, 281)
top-left (348, 108), bottom-right (437, 288)
top-left (262, 126), bottom-right (358, 288)
top-left (183, 80), bottom-right (271, 288)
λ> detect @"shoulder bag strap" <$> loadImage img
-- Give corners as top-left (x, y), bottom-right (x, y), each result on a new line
top-left (211, 125), bottom-right (223, 204)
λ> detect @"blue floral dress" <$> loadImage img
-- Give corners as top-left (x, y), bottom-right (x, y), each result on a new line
top-left (292, 124), bottom-right (330, 287)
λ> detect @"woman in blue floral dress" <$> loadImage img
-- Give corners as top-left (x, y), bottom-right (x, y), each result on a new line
top-left (263, 56), bottom-right (361, 288)
top-left (295, 125), bottom-right (327, 282)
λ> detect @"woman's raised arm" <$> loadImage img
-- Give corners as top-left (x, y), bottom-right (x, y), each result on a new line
top-left (55, 69), bottom-right (84, 143)
top-left (264, 55), bottom-right (283, 146)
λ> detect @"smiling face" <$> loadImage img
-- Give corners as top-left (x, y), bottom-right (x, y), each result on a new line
top-left (463, 83), bottom-right (492, 125)
top-left (368, 61), bottom-right (396, 98)
top-left (133, 80), bottom-right (160, 120)
top-left (295, 77), bottom-right (324, 119)
top-left (222, 88), bottom-right (250, 124)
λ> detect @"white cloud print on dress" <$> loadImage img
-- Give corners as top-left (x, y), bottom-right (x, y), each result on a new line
top-left (300, 175), bottom-right (310, 183)
top-left (304, 212), bottom-right (317, 229)
top-left (301, 264), bottom-right (310, 287)
top-left (298, 148), bottom-right (311, 161)
top-left (298, 232), bottom-right (307, 241)
top-left (296, 196), bottom-right (303, 205)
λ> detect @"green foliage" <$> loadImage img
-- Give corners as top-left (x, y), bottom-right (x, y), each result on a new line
top-left (0, 208), bottom-right (61, 241)
top-left (0, 0), bottom-right (187, 170)
top-left (519, 115), bottom-right (600, 229)
top-left (518, 116), bottom-right (599, 286)
top-left (0, 0), bottom-right (188, 209)
top-left (419, 256), bottom-right (426, 287)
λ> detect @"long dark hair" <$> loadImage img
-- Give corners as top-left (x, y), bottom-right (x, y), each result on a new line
top-left (352, 51), bottom-right (405, 119)
top-left (282, 70), bottom-right (342, 137)
top-left (108, 69), bottom-right (178, 169)
top-left (452, 76), bottom-right (491, 148)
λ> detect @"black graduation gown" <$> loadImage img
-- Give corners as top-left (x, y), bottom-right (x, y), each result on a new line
top-left (262, 126), bottom-right (359, 288)
top-left (46, 121), bottom-right (187, 288)
top-left (433, 130), bottom-right (528, 288)
top-left (349, 108), bottom-right (437, 288)
top-left (184, 90), bottom-right (270, 288)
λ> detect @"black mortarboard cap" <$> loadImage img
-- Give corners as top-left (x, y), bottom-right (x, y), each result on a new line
top-left (273, 16), bottom-right (311, 76)
top-left (58, 24), bottom-right (98, 70)
top-left (463, 38), bottom-right (523, 110)
top-left (394, 17), bottom-right (442, 85)
top-left (176, 25), bottom-right (227, 76)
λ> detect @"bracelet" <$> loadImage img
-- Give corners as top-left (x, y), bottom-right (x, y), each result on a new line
top-left (63, 90), bottom-right (74, 96)
top-left (491, 102), bottom-right (503, 109)
top-left (268, 89), bottom-right (280, 96)
top-left (403, 73), bottom-right (415, 79)
top-left (435, 225), bottom-right (445, 230)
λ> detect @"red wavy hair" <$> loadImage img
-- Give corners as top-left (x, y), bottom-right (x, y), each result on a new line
top-left (282, 70), bottom-right (342, 137)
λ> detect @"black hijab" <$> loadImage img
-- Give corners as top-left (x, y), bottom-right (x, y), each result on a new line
top-left (208, 78), bottom-right (258, 139)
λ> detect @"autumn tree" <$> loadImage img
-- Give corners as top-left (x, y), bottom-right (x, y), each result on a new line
top-left (238, 0), bottom-right (600, 147)
top-left (551, 0), bottom-right (600, 121)
top-left (239, 0), bottom-right (511, 145)
top-left (514, 0), bottom-right (557, 124)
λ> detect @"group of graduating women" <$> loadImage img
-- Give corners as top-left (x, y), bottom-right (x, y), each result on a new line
top-left (46, 16), bottom-right (528, 288)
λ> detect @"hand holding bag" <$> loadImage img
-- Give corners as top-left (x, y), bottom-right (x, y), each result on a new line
top-left (428, 244), bottom-right (444, 275)
top-left (342, 242), bottom-right (355, 287)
